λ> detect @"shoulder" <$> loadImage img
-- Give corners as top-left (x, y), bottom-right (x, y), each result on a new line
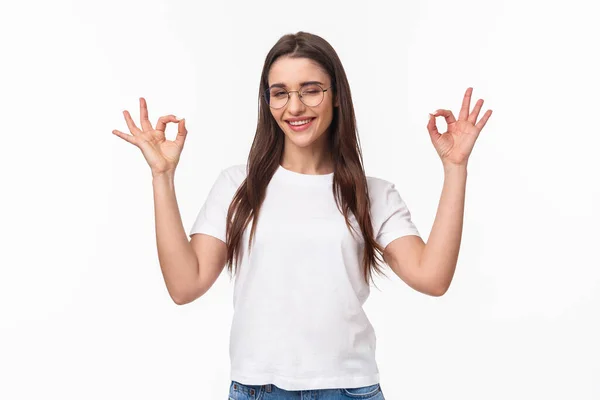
top-left (366, 174), bottom-right (394, 189)
top-left (220, 163), bottom-right (247, 186)
top-left (366, 174), bottom-right (397, 200)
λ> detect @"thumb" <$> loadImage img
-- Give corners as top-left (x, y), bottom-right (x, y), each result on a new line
top-left (427, 113), bottom-right (441, 143)
top-left (175, 118), bottom-right (188, 148)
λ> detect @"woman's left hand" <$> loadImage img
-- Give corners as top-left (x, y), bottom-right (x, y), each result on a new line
top-left (427, 87), bottom-right (493, 168)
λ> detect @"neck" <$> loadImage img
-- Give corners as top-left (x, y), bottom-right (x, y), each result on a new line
top-left (280, 136), bottom-right (333, 175)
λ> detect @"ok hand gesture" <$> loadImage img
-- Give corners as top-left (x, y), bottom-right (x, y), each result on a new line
top-left (112, 97), bottom-right (188, 176)
top-left (427, 87), bottom-right (492, 168)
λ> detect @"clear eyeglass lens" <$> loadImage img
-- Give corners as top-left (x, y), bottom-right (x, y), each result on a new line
top-left (267, 84), bottom-right (324, 108)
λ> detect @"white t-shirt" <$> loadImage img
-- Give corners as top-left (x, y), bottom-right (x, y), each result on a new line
top-left (188, 163), bottom-right (420, 391)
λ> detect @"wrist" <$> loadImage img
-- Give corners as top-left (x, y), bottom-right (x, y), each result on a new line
top-left (443, 162), bottom-right (468, 175)
top-left (152, 170), bottom-right (175, 183)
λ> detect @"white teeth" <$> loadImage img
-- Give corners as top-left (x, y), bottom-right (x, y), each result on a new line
top-left (288, 118), bottom-right (312, 126)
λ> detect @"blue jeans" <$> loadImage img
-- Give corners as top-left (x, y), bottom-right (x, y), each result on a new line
top-left (228, 380), bottom-right (385, 399)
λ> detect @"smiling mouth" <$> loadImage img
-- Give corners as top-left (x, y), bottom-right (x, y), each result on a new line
top-left (286, 117), bottom-right (316, 126)
top-left (285, 117), bottom-right (316, 132)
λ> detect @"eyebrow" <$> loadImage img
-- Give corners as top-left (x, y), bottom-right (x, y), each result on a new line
top-left (268, 81), bottom-right (324, 89)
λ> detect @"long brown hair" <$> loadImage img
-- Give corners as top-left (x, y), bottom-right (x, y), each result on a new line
top-left (225, 31), bottom-right (388, 287)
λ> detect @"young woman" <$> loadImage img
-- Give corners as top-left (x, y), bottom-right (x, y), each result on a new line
top-left (113, 31), bottom-right (492, 400)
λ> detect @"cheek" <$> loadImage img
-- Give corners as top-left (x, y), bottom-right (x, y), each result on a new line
top-left (270, 111), bottom-right (284, 126)
top-left (318, 106), bottom-right (334, 125)
top-left (319, 101), bottom-right (334, 116)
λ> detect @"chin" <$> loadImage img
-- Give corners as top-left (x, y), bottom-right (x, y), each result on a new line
top-left (286, 135), bottom-right (319, 148)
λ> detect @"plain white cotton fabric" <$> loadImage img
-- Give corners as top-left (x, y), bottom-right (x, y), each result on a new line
top-left (189, 163), bottom-right (420, 391)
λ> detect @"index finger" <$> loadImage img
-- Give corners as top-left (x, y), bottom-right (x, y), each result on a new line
top-left (123, 110), bottom-right (141, 134)
top-left (156, 114), bottom-right (179, 132)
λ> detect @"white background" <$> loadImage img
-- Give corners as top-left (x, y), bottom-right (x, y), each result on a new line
top-left (1, 0), bottom-right (598, 398)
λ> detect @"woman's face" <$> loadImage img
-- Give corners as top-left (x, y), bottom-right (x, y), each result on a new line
top-left (267, 56), bottom-right (337, 150)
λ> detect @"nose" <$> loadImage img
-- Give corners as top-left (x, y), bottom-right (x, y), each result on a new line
top-left (287, 91), bottom-right (305, 113)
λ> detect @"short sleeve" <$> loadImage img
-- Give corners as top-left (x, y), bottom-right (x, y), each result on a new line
top-left (188, 168), bottom-right (239, 243)
top-left (372, 180), bottom-right (420, 249)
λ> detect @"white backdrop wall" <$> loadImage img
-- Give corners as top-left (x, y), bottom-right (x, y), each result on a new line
top-left (0, 0), bottom-right (598, 399)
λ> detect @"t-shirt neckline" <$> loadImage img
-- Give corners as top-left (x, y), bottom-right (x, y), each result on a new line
top-left (274, 164), bottom-right (334, 186)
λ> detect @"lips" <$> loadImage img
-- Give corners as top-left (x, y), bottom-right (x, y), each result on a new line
top-left (285, 117), bottom-right (316, 123)
top-left (285, 117), bottom-right (316, 132)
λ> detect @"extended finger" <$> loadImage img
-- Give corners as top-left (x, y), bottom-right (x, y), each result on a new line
top-left (156, 114), bottom-right (179, 132)
top-left (459, 87), bottom-right (473, 120)
top-left (469, 99), bottom-right (484, 124)
top-left (123, 110), bottom-right (141, 135)
top-left (112, 129), bottom-right (136, 145)
top-left (140, 97), bottom-right (154, 132)
top-left (475, 109), bottom-right (493, 131)
top-left (174, 118), bottom-right (188, 148)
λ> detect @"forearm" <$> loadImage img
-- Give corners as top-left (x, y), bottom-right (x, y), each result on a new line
top-left (420, 164), bottom-right (467, 295)
top-left (152, 172), bottom-right (199, 303)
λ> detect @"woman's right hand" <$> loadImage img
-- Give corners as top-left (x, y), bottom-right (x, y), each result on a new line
top-left (112, 97), bottom-right (188, 176)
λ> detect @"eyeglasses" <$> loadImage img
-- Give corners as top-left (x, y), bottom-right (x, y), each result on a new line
top-left (263, 83), bottom-right (333, 109)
